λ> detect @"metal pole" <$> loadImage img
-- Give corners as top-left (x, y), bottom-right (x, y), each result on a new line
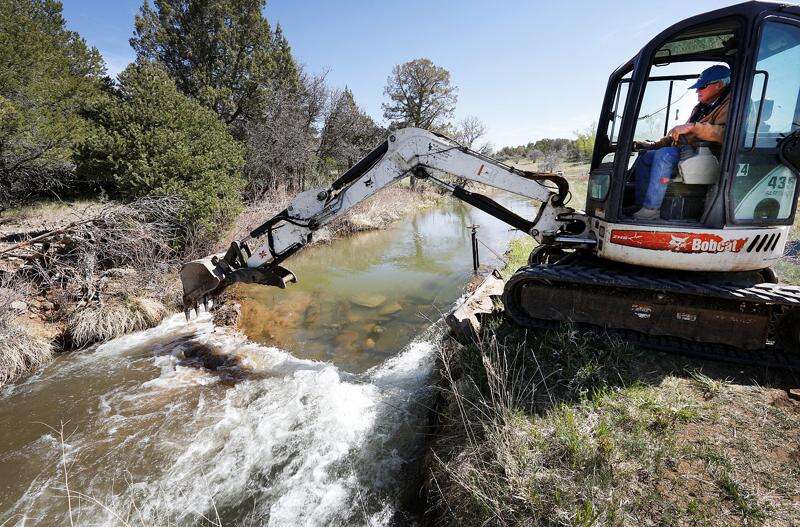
top-left (470, 225), bottom-right (480, 273)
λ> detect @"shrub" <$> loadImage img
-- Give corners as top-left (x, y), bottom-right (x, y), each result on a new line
top-left (76, 61), bottom-right (245, 242)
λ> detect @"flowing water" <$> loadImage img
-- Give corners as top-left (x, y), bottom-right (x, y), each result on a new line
top-left (0, 194), bottom-right (536, 526)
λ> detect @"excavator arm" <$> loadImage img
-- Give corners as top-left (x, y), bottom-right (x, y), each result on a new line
top-left (180, 127), bottom-right (591, 317)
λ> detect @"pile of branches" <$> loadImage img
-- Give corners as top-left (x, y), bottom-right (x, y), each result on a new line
top-left (1, 195), bottom-right (191, 309)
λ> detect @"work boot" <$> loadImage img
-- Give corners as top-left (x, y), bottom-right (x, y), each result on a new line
top-left (633, 207), bottom-right (660, 221)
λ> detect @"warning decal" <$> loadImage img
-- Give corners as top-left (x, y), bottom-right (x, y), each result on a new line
top-left (610, 230), bottom-right (748, 254)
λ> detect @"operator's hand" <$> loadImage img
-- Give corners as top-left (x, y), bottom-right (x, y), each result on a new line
top-left (633, 140), bottom-right (654, 151)
top-left (669, 123), bottom-right (695, 142)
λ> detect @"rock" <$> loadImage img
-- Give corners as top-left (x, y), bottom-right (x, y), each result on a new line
top-left (335, 330), bottom-right (359, 349)
top-left (350, 293), bottom-right (386, 309)
top-left (379, 302), bottom-right (403, 316)
top-left (789, 388), bottom-right (800, 401)
top-left (373, 325), bottom-right (384, 334)
top-left (346, 312), bottom-right (364, 323)
top-left (10, 300), bottom-right (27, 312)
top-left (304, 304), bottom-right (321, 325)
top-left (41, 301), bottom-right (56, 311)
top-left (364, 338), bottom-right (376, 349)
top-left (446, 270), bottom-right (505, 343)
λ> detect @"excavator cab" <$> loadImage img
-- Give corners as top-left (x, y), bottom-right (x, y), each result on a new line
top-left (587, 1), bottom-right (800, 272)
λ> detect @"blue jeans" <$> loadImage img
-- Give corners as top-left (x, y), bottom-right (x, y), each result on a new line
top-left (634, 147), bottom-right (679, 209)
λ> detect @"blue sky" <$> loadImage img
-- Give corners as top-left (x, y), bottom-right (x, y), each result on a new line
top-left (62, 0), bottom-right (744, 147)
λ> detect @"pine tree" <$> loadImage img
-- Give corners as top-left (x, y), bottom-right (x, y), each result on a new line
top-left (76, 61), bottom-right (244, 239)
top-left (382, 58), bottom-right (458, 131)
top-left (130, 0), bottom-right (276, 125)
top-left (0, 0), bottom-right (106, 204)
top-left (271, 24), bottom-right (300, 93)
top-left (319, 87), bottom-right (384, 173)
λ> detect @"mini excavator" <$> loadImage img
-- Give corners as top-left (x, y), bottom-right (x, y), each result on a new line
top-left (181, 1), bottom-right (800, 367)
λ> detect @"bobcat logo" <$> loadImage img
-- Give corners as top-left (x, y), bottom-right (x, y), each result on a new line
top-left (668, 235), bottom-right (690, 251)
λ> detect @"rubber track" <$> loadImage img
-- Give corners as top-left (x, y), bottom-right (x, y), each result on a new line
top-left (503, 260), bottom-right (800, 370)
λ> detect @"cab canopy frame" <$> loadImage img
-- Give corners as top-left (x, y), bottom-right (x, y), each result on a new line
top-left (588, 1), bottom-right (800, 229)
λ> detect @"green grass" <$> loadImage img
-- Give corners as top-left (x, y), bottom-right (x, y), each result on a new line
top-left (775, 259), bottom-right (800, 285)
top-left (430, 317), bottom-right (799, 526)
top-left (500, 236), bottom-right (536, 279)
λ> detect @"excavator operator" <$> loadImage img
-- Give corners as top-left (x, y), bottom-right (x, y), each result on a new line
top-left (631, 64), bottom-right (732, 220)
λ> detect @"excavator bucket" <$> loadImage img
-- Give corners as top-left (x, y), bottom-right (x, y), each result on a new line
top-left (180, 254), bottom-right (226, 319)
top-left (180, 250), bottom-right (298, 320)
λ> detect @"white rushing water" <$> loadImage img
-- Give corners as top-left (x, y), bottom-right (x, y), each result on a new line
top-left (2, 312), bottom-right (440, 526)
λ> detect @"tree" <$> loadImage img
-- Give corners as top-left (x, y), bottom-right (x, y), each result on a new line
top-left (454, 116), bottom-right (487, 149)
top-left (383, 58), bottom-right (457, 188)
top-left (574, 123), bottom-right (597, 162)
top-left (130, 0), bottom-right (294, 126)
top-left (318, 88), bottom-right (384, 174)
top-left (76, 62), bottom-right (244, 241)
top-left (454, 115), bottom-right (492, 154)
top-left (382, 58), bottom-right (457, 131)
top-left (0, 0), bottom-right (106, 205)
top-left (243, 69), bottom-right (329, 196)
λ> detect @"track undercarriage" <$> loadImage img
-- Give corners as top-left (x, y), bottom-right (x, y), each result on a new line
top-left (503, 252), bottom-right (800, 370)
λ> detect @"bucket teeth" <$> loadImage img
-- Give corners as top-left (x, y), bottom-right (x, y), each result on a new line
top-left (193, 303), bottom-right (199, 317)
top-left (184, 308), bottom-right (191, 322)
top-left (202, 296), bottom-right (209, 312)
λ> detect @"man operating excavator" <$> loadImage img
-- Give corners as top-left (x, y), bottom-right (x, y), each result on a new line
top-left (632, 64), bottom-right (732, 220)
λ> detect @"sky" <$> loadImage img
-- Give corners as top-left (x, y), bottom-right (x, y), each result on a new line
top-left (61, 0), bottom-right (748, 148)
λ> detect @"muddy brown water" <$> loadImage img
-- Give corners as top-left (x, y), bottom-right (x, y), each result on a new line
top-left (0, 194), bottom-right (537, 526)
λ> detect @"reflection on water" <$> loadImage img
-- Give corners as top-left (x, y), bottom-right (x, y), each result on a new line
top-left (0, 193), bottom-right (536, 526)
top-left (237, 196), bottom-right (537, 373)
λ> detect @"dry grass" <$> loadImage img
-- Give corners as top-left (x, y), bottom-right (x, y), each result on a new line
top-left (67, 296), bottom-right (168, 348)
top-left (0, 320), bottom-right (53, 387)
top-left (0, 277), bottom-right (53, 387)
top-left (428, 320), bottom-right (800, 526)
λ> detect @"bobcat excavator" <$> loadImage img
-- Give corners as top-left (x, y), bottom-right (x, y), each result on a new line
top-left (181, 1), bottom-right (800, 367)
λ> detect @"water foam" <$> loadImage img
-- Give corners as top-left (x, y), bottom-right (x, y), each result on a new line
top-left (3, 314), bottom-right (440, 526)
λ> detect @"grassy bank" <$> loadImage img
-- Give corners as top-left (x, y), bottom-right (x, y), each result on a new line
top-left (427, 237), bottom-right (800, 526)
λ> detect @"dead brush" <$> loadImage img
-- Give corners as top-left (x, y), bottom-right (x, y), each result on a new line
top-left (8, 196), bottom-right (191, 348)
top-left (0, 275), bottom-right (53, 386)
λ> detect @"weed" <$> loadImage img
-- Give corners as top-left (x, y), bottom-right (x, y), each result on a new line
top-left (715, 471), bottom-right (768, 524)
top-left (690, 370), bottom-right (731, 398)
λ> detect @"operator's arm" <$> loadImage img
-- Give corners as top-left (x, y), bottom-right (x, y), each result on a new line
top-left (691, 121), bottom-right (726, 143)
top-left (180, 127), bottom-right (588, 313)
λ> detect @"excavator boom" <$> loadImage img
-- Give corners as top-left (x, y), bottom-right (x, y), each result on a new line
top-left (180, 127), bottom-right (591, 317)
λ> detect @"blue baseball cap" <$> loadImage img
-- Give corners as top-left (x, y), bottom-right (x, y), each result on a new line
top-left (689, 65), bottom-right (731, 89)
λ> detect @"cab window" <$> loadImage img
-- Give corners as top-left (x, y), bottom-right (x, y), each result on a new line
top-left (732, 21), bottom-right (800, 222)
